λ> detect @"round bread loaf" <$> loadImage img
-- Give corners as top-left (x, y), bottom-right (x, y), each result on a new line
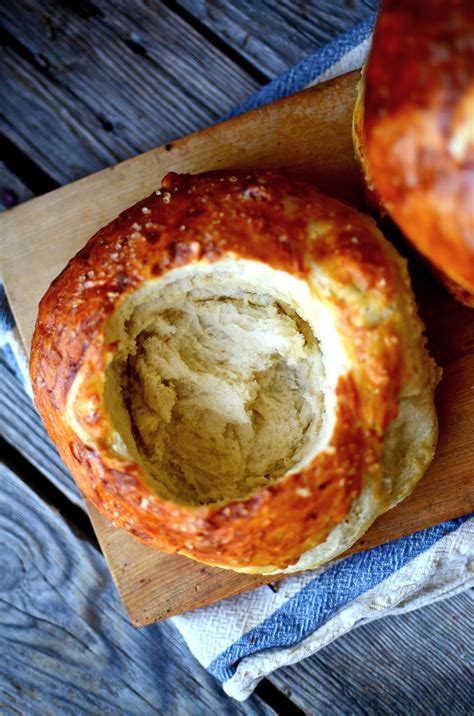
top-left (30, 170), bottom-right (438, 574)
top-left (354, 0), bottom-right (474, 306)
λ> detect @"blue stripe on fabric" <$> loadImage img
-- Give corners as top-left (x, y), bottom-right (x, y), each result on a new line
top-left (223, 13), bottom-right (376, 120)
top-left (208, 514), bottom-right (472, 681)
top-left (1, 342), bottom-right (21, 376)
top-left (0, 283), bottom-right (16, 332)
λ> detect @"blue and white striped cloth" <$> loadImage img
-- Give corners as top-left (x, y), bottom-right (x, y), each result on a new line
top-left (1, 12), bottom-right (472, 701)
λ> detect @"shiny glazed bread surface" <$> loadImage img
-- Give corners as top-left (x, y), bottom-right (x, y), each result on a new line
top-left (357, 0), bottom-right (474, 305)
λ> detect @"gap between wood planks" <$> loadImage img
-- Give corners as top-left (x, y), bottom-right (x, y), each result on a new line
top-left (162, 0), bottom-right (270, 84)
top-left (1, 436), bottom-right (98, 548)
top-left (0, 133), bottom-right (59, 197)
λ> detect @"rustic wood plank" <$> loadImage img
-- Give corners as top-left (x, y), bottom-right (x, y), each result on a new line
top-left (268, 591), bottom-right (473, 716)
top-left (0, 43), bottom-right (117, 186)
top-left (175, 0), bottom-right (378, 77)
top-left (0, 462), bottom-right (275, 716)
top-left (0, 356), bottom-right (83, 508)
top-left (1, 73), bottom-right (472, 625)
top-left (0, 0), bottom-right (259, 184)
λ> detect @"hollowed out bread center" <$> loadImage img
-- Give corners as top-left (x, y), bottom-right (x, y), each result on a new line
top-left (105, 262), bottom-right (335, 506)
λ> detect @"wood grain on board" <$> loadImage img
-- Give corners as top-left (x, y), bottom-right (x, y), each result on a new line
top-left (1, 72), bottom-right (472, 625)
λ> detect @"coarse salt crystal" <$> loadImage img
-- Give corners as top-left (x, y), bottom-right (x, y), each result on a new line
top-left (296, 487), bottom-right (311, 498)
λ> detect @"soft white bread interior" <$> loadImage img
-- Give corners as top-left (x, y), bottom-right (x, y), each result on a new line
top-left (104, 261), bottom-right (343, 507)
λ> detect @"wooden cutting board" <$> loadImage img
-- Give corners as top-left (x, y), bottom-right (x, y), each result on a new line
top-left (1, 72), bottom-right (473, 626)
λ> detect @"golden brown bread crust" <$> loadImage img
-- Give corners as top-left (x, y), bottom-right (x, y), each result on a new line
top-left (359, 0), bottom-right (474, 306)
top-left (31, 170), bottom-right (427, 571)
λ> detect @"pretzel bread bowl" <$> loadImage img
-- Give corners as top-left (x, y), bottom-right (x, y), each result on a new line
top-left (30, 170), bottom-right (438, 574)
top-left (354, 0), bottom-right (474, 306)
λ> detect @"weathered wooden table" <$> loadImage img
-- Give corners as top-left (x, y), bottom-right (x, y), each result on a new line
top-left (0, 2), bottom-right (471, 714)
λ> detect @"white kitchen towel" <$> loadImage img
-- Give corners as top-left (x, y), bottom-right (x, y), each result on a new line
top-left (1, 11), bottom-right (472, 702)
top-left (175, 517), bottom-right (472, 700)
